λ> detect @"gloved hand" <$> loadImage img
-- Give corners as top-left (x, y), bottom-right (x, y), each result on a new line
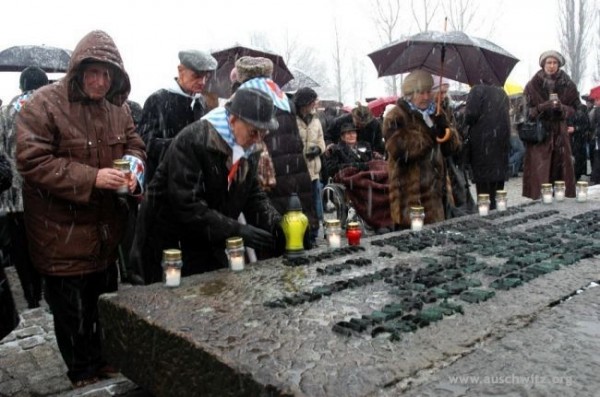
top-left (238, 224), bottom-right (274, 250)
top-left (432, 114), bottom-right (449, 138)
top-left (305, 146), bottom-right (322, 159)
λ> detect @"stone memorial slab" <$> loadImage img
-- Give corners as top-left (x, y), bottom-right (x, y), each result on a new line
top-left (99, 193), bottom-right (600, 397)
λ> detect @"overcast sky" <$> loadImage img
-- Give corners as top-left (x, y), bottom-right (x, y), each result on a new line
top-left (0, 0), bottom-right (596, 107)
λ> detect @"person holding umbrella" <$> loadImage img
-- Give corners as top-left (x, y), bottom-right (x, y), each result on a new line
top-left (522, 50), bottom-right (580, 200)
top-left (383, 70), bottom-right (461, 228)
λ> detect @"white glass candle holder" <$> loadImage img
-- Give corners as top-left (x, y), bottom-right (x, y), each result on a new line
top-left (576, 181), bottom-right (588, 202)
top-left (554, 181), bottom-right (565, 201)
top-left (113, 159), bottom-right (131, 195)
top-left (409, 206), bottom-right (425, 231)
top-left (477, 194), bottom-right (490, 216)
top-left (541, 183), bottom-right (553, 204)
top-left (226, 237), bottom-right (245, 271)
top-left (162, 249), bottom-right (183, 287)
top-left (324, 219), bottom-right (342, 248)
top-left (496, 190), bottom-right (507, 211)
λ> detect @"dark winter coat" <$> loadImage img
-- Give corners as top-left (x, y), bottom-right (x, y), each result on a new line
top-left (138, 86), bottom-right (208, 185)
top-left (522, 69), bottom-right (579, 199)
top-left (464, 85), bottom-right (511, 183)
top-left (136, 119), bottom-right (282, 283)
top-left (264, 107), bottom-right (318, 236)
top-left (326, 113), bottom-right (385, 155)
top-left (15, 30), bottom-right (146, 276)
top-left (568, 104), bottom-right (591, 180)
top-left (324, 141), bottom-right (373, 180)
top-left (383, 101), bottom-right (461, 228)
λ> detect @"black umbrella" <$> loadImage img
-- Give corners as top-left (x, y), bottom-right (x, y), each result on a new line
top-left (281, 67), bottom-right (320, 92)
top-left (367, 30), bottom-right (519, 86)
top-left (0, 45), bottom-right (72, 73)
top-left (205, 44), bottom-right (294, 98)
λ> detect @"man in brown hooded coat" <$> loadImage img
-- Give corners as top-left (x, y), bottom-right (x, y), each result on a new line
top-left (16, 30), bottom-right (146, 387)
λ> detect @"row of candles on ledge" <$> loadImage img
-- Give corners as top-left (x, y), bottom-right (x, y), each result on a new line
top-left (160, 236), bottom-right (247, 288)
top-left (541, 181), bottom-right (588, 204)
top-left (161, 181), bottom-right (591, 287)
top-left (408, 180), bottom-right (590, 232)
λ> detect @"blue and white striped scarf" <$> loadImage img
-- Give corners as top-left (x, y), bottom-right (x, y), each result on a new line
top-left (202, 107), bottom-right (248, 162)
top-left (406, 100), bottom-right (436, 127)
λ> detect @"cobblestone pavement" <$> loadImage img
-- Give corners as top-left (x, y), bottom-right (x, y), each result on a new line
top-left (0, 175), bottom-right (540, 397)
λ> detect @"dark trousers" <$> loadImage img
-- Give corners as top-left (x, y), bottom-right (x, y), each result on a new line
top-left (476, 181), bottom-right (505, 210)
top-left (44, 264), bottom-right (118, 382)
top-left (9, 212), bottom-right (42, 308)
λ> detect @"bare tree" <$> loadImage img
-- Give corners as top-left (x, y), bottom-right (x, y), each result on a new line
top-left (280, 31), bottom-right (332, 97)
top-left (410, 0), bottom-right (440, 32)
top-left (370, 0), bottom-right (402, 95)
top-left (558, 0), bottom-right (594, 86)
top-left (331, 20), bottom-right (346, 103)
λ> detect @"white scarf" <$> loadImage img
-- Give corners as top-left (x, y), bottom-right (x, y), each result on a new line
top-left (165, 78), bottom-right (204, 110)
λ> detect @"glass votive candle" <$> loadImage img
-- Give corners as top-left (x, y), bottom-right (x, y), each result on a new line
top-left (409, 206), bottom-right (425, 231)
top-left (162, 249), bottom-right (182, 288)
top-left (324, 219), bottom-right (342, 248)
top-left (576, 181), bottom-right (588, 202)
top-left (226, 237), bottom-right (245, 271)
top-left (346, 221), bottom-right (362, 246)
top-left (541, 183), bottom-right (553, 204)
top-left (496, 190), bottom-right (507, 211)
top-left (477, 194), bottom-right (490, 216)
top-left (554, 181), bottom-right (565, 201)
top-left (113, 159), bottom-right (131, 195)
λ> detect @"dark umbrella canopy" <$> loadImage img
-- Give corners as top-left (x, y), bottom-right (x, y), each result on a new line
top-left (281, 67), bottom-right (320, 92)
top-left (368, 31), bottom-right (519, 86)
top-left (205, 45), bottom-right (294, 98)
top-left (0, 45), bottom-right (72, 72)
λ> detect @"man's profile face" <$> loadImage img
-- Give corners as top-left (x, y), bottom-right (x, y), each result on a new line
top-left (178, 65), bottom-right (210, 95)
top-left (82, 62), bottom-right (112, 100)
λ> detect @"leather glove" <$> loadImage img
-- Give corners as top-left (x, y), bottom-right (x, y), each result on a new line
top-left (432, 114), bottom-right (449, 138)
top-left (238, 224), bottom-right (274, 250)
top-left (305, 146), bottom-right (322, 159)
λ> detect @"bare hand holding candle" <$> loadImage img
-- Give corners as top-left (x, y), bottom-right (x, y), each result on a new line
top-left (113, 159), bottom-right (131, 195)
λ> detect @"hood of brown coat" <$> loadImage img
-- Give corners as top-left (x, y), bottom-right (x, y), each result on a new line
top-left (66, 30), bottom-right (130, 106)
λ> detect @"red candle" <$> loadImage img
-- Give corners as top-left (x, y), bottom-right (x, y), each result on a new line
top-left (346, 222), bottom-right (362, 246)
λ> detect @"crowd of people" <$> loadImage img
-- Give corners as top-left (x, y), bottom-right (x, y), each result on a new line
top-left (0, 29), bottom-right (599, 389)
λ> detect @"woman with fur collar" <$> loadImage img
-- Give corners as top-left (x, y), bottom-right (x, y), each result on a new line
top-left (383, 70), bottom-right (461, 229)
top-left (522, 50), bottom-right (580, 200)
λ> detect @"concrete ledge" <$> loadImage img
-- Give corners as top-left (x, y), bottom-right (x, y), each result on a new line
top-left (99, 195), bottom-right (600, 397)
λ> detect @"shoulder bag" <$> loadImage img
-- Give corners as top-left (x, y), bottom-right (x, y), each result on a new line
top-left (517, 118), bottom-right (549, 144)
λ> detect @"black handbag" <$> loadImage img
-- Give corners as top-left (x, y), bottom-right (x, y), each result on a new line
top-left (518, 118), bottom-right (549, 144)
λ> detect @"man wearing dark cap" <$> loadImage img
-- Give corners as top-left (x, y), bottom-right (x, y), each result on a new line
top-left (138, 49), bottom-right (218, 186)
top-left (325, 102), bottom-right (385, 156)
top-left (0, 65), bottom-right (49, 311)
top-left (132, 87), bottom-right (284, 283)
